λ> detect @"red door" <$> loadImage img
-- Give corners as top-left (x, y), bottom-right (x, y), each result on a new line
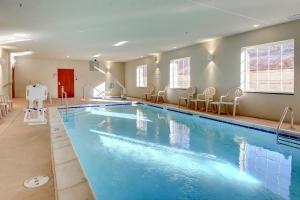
top-left (58, 68), bottom-right (74, 98)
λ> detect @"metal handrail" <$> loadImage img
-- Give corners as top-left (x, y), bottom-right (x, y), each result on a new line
top-left (62, 91), bottom-right (68, 117)
top-left (82, 84), bottom-right (90, 100)
top-left (276, 106), bottom-right (294, 143)
top-left (82, 85), bottom-right (106, 99)
top-left (60, 86), bottom-right (65, 105)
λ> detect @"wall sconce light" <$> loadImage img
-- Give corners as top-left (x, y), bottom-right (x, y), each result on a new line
top-left (154, 55), bottom-right (159, 64)
top-left (207, 54), bottom-right (214, 62)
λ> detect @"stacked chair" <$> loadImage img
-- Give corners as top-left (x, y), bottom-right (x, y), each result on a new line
top-left (190, 87), bottom-right (216, 112)
top-left (142, 85), bottom-right (244, 117)
top-left (150, 86), bottom-right (168, 103)
top-left (144, 85), bottom-right (155, 101)
top-left (211, 87), bottom-right (243, 117)
top-left (178, 87), bottom-right (196, 108)
top-left (0, 95), bottom-right (13, 118)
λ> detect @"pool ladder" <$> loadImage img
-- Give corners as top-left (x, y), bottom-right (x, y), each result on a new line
top-left (61, 91), bottom-right (69, 120)
top-left (276, 106), bottom-right (300, 148)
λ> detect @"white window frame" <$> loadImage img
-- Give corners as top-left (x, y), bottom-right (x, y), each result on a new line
top-left (170, 57), bottom-right (191, 89)
top-left (136, 64), bottom-right (147, 87)
top-left (241, 39), bottom-right (294, 94)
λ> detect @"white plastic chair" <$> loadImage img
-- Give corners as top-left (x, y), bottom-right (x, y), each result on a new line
top-left (4, 95), bottom-right (13, 110)
top-left (178, 87), bottom-right (196, 107)
top-left (0, 95), bottom-right (10, 115)
top-left (190, 87), bottom-right (216, 112)
top-left (211, 87), bottom-right (243, 117)
top-left (144, 85), bottom-right (155, 101)
top-left (0, 103), bottom-right (7, 118)
top-left (151, 86), bottom-right (168, 103)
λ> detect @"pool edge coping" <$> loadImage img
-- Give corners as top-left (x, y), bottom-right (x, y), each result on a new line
top-left (48, 107), bottom-right (96, 200)
top-left (141, 102), bottom-right (300, 137)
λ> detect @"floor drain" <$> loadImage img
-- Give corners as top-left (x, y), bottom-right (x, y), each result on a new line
top-left (53, 128), bottom-right (60, 132)
top-left (24, 176), bottom-right (49, 188)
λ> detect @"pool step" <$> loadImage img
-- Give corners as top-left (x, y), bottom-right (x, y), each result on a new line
top-left (277, 133), bottom-right (300, 149)
top-left (276, 106), bottom-right (299, 149)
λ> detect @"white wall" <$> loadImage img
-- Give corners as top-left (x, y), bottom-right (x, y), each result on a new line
top-left (0, 48), bottom-right (10, 96)
top-left (125, 20), bottom-right (300, 123)
top-left (125, 56), bottom-right (159, 96)
top-left (15, 56), bottom-right (124, 98)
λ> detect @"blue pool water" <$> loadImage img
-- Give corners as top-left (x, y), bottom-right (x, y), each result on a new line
top-left (60, 104), bottom-right (300, 200)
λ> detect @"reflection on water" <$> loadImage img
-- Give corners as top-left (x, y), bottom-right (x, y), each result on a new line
top-left (169, 120), bottom-right (190, 149)
top-left (136, 109), bottom-right (147, 135)
top-left (239, 141), bottom-right (292, 200)
top-left (91, 129), bottom-right (259, 185)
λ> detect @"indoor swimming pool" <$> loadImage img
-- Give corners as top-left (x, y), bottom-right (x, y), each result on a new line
top-left (60, 104), bottom-right (300, 200)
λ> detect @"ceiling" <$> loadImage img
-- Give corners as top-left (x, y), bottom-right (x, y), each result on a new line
top-left (0, 0), bottom-right (299, 62)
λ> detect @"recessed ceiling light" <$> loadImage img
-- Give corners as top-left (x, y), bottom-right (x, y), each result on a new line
top-left (0, 38), bottom-right (32, 45)
top-left (13, 33), bottom-right (29, 37)
top-left (11, 51), bottom-right (33, 57)
top-left (66, 56), bottom-right (70, 58)
top-left (0, 33), bottom-right (32, 45)
top-left (93, 54), bottom-right (101, 58)
top-left (113, 41), bottom-right (128, 47)
top-left (253, 24), bottom-right (260, 28)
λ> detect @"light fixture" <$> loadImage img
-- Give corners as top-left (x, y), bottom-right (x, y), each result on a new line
top-left (113, 41), bottom-right (128, 47)
top-left (173, 47), bottom-right (177, 49)
top-left (10, 51), bottom-right (34, 65)
top-left (0, 33), bottom-right (31, 45)
top-left (93, 54), bottom-right (101, 58)
top-left (0, 38), bottom-right (32, 45)
top-left (11, 51), bottom-right (33, 57)
top-left (207, 53), bottom-right (214, 62)
top-left (154, 56), bottom-right (159, 64)
top-left (66, 56), bottom-right (70, 58)
top-left (13, 33), bottom-right (30, 37)
top-left (253, 24), bottom-right (260, 28)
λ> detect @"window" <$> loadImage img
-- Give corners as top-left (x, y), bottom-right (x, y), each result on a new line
top-left (241, 40), bottom-right (294, 94)
top-left (170, 57), bottom-right (190, 89)
top-left (136, 65), bottom-right (147, 87)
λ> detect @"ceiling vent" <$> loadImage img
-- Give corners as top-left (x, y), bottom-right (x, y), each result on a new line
top-left (287, 14), bottom-right (300, 21)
